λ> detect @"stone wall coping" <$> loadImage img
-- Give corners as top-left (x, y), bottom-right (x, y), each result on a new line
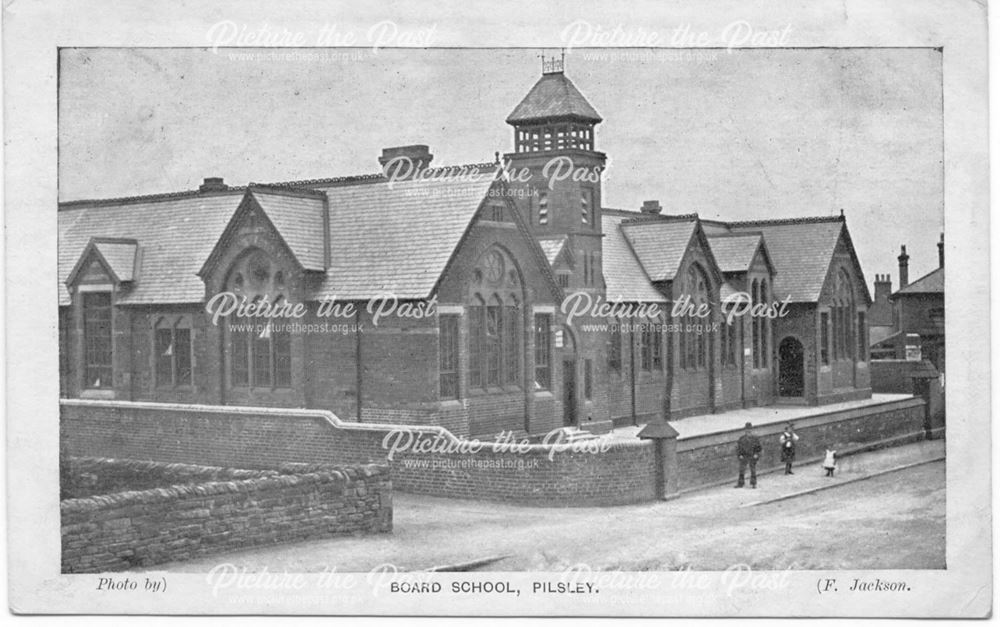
top-left (68, 456), bottom-right (279, 479)
top-left (675, 397), bottom-right (925, 452)
top-left (60, 398), bottom-right (651, 455)
top-left (61, 462), bottom-right (389, 514)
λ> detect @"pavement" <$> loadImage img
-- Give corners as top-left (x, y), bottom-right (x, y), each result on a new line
top-left (149, 438), bottom-right (945, 573)
top-left (672, 437), bottom-right (943, 509)
top-left (605, 393), bottom-right (915, 440)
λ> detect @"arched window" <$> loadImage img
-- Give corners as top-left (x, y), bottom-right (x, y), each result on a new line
top-left (760, 278), bottom-right (770, 367)
top-left (752, 280), bottom-right (759, 367)
top-left (468, 295), bottom-right (485, 389)
top-left (467, 248), bottom-right (523, 392)
top-left (226, 249), bottom-right (293, 389)
top-left (833, 268), bottom-right (855, 361)
top-left (504, 295), bottom-right (521, 385)
top-left (682, 264), bottom-right (709, 370)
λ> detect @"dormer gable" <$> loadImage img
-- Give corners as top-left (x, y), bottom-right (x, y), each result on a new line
top-left (198, 186), bottom-right (328, 281)
top-left (65, 237), bottom-right (140, 287)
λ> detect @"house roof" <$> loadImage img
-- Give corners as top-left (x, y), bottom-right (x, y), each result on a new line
top-left (601, 212), bottom-right (667, 303)
top-left (728, 217), bottom-right (847, 303)
top-left (506, 72), bottom-right (602, 124)
top-left (59, 164), bottom-right (502, 304)
top-left (707, 233), bottom-right (766, 273)
top-left (620, 217), bottom-right (698, 282)
top-left (894, 267), bottom-right (944, 296)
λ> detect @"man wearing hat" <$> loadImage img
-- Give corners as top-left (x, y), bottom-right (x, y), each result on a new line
top-left (735, 422), bottom-right (763, 488)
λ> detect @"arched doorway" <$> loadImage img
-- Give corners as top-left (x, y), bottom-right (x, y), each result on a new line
top-left (778, 336), bottom-right (804, 397)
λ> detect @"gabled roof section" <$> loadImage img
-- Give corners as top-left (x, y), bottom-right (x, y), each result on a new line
top-left (601, 213), bottom-right (667, 303)
top-left (66, 237), bottom-right (140, 286)
top-left (894, 267), bottom-right (944, 296)
top-left (728, 217), bottom-right (847, 303)
top-left (538, 236), bottom-right (569, 267)
top-left (198, 186), bottom-right (328, 278)
top-left (59, 163), bottom-right (503, 305)
top-left (59, 193), bottom-right (242, 305)
top-left (311, 167), bottom-right (502, 300)
top-left (707, 233), bottom-right (773, 274)
top-left (506, 72), bottom-right (602, 124)
top-left (620, 216), bottom-right (699, 282)
top-left (244, 187), bottom-right (327, 271)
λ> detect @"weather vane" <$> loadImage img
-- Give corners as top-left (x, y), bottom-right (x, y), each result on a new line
top-left (540, 49), bottom-right (566, 74)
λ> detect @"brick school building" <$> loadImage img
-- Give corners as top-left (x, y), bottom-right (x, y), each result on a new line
top-left (59, 62), bottom-right (873, 438)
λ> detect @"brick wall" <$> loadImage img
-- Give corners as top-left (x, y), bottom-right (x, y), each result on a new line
top-left (870, 359), bottom-right (935, 393)
top-left (675, 397), bottom-right (926, 491)
top-left (61, 396), bottom-right (925, 508)
top-left (60, 399), bottom-right (656, 506)
top-left (61, 460), bottom-right (391, 573)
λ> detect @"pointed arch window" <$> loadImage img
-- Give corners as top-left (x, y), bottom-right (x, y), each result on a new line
top-left (467, 248), bottom-right (524, 393)
top-left (226, 250), bottom-right (293, 389)
top-left (759, 279), bottom-right (770, 367)
top-left (681, 264), bottom-right (710, 370)
top-left (832, 268), bottom-right (855, 362)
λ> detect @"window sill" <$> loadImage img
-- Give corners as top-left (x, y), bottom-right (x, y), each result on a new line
top-left (533, 390), bottom-right (554, 399)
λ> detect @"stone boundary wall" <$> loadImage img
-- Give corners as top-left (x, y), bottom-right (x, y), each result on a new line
top-left (61, 460), bottom-right (391, 573)
top-left (61, 396), bottom-right (926, 507)
top-left (63, 456), bottom-right (277, 499)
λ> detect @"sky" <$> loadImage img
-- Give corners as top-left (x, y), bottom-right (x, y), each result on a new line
top-left (58, 47), bottom-right (944, 286)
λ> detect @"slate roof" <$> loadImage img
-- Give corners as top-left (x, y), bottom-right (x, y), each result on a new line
top-left (59, 165), bottom-right (502, 304)
top-left (537, 236), bottom-right (568, 266)
top-left (311, 172), bottom-right (500, 300)
top-left (894, 267), bottom-right (944, 296)
top-left (506, 72), bottom-right (602, 124)
top-left (250, 189), bottom-right (327, 271)
top-left (601, 212), bottom-right (667, 303)
top-left (59, 194), bottom-right (242, 305)
top-left (728, 218), bottom-right (847, 303)
top-left (92, 239), bottom-right (140, 282)
top-left (620, 217), bottom-right (698, 282)
top-left (707, 233), bottom-right (764, 273)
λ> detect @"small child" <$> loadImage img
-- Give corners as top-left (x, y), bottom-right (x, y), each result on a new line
top-left (823, 449), bottom-right (837, 477)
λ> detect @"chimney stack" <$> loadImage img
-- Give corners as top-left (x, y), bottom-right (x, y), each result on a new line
top-left (199, 177), bottom-right (227, 192)
top-left (379, 145), bottom-right (433, 181)
top-left (874, 273), bottom-right (892, 303)
top-left (937, 233), bottom-right (944, 268)
top-left (640, 200), bottom-right (662, 215)
top-left (898, 245), bottom-right (910, 288)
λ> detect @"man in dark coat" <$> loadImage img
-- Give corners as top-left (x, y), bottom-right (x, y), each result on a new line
top-left (735, 422), bottom-right (763, 488)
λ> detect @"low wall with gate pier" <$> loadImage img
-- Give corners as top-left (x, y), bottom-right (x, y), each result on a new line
top-left (61, 394), bottom-right (928, 507)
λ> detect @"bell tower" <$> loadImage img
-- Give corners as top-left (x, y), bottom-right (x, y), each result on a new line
top-left (504, 55), bottom-right (606, 294)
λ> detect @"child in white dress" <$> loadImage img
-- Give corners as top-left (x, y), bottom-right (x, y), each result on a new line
top-left (823, 449), bottom-right (837, 477)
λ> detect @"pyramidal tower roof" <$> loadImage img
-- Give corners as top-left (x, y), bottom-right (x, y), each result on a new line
top-left (506, 68), bottom-right (602, 125)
